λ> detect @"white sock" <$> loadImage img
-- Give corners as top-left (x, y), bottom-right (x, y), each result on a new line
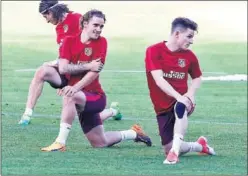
top-left (188, 142), bottom-right (203, 152)
top-left (24, 108), bottom-right (33, 116)
top-left (110, 108), bottom-right (118, 116)
top-left (120, 129), bottom-right (137, 141)
top-left (55, 123), bottom-right (71, 145)
top-left (171, 133), bottom-right (184, 156)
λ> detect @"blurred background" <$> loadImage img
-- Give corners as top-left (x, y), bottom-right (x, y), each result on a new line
top-left (2, 1), bottom-right (247, 42)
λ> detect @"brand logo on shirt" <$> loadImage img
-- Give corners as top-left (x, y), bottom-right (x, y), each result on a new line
top-left (84, 47), bottom-right (92, 56)
top-left (178, 58), bottom-right (186, 68)
top-left (163, 71), bottom-right (185, 79)
top-left (63, 24), bottom-right (68, 33)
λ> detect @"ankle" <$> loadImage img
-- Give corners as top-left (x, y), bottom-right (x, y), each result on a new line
top-left (24, 108), bottom-right (33, 116)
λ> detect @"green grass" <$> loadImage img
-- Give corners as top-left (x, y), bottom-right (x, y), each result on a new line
top-left (1, 35), bottom-right (247, 175)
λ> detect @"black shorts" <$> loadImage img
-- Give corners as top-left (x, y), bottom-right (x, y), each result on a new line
top-left (49, 67), bottom-right (68, 89)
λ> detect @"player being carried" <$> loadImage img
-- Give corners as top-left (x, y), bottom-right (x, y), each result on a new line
top-left (145, 17), bottom-right (216, 164)
top-left (41, 9), bottom-right (152, 151)
top-left (19, 0), bottom-right (122, 126)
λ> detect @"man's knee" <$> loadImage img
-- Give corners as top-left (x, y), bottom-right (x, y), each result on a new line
top-left (88, 135), bottom-right (108, 148)
top-left (35, 65), bottom-right (52, 80)
top-left (90, 141), bottom-right (107, 148)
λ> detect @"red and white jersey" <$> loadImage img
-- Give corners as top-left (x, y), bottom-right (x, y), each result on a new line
top-left (59, 32), bottom-right (107, 94)
top-left (145, 41), bottom-right (202, 115)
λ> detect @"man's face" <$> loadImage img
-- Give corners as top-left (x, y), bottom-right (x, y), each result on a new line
top-left (42, 11), bottom-right (58, 25)
top-left (175, 28), bottom-right (195, 50)
top-left (83, 16), bottom-right (105, 40)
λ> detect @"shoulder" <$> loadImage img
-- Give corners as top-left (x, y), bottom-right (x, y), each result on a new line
top-left (146, 42), bottom-right (163, 51)
top-left (146, 42), bottom-right (164, 55)
top-left (61, 34), bottom-right (79, 45)
top-left (68, 11), bottom-right (83, 20)
top-left (95, 36), bottom-right (107, 45)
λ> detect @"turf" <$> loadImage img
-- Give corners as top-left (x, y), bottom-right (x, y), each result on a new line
top-left (1, 35), bottom-right (247, 175)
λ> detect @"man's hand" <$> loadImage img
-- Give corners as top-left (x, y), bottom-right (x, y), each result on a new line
top-left (182, 93), bottom-right (196, 116)
top-left (57, 86), bottom-right (79, 97)
top-left (43, 60), bottom-right (58, 67)
top-left (89, 58), bottom-right (104, 72)
top-left (176, 95), bottom-right (192, 112)
top-left (183, 92), bottom-right (195, 105)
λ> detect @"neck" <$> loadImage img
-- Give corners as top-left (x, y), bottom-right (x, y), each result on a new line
top-left (80, 31), bottom-right (91, 44)
top-left (165, 36), bottom-right (180, 52)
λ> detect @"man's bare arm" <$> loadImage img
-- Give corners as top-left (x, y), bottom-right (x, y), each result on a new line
top-left (73, 71), bottom-right (99, 91)
top-left (58, 58), bottom-right (103, 75)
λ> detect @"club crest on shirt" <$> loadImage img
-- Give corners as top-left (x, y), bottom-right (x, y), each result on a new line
top-left (178, 58), bottom-right (186, 68)
top-left (84, 47), bottom-right (92, 56)
top-left (63, 24), bottom-right (68, 33)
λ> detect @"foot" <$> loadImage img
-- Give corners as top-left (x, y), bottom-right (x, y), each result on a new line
top-left (18, 114), bottom-right (31, 126)
top-left (196, 136), bottom-right (216, 155)
top-left (110, 102), bottom-right (123, 120)
top-left (131, 124), bottom-right (152, 146)
top-left (163, 150), bottom-right (179, 164)
top-left (41, 142), bottom-right (66, 152)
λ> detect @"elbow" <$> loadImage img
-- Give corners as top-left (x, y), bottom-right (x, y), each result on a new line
top-left (154, 79), bottom-right (163, 88)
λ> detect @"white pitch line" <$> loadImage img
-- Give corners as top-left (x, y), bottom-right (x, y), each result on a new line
top-left (2, 112), bottom-right (246, 126)
top-left (14, 68), bottom-right (227, 75)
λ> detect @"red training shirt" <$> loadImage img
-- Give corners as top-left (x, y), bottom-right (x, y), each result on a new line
top-left (145, 41), bottom-right (202, 115)
top-left (59, 32), bottom-right (107, 94)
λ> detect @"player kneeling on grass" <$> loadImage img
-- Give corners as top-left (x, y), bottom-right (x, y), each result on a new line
top-left (19, 0), bottom-right (122, 126)
top-left (145, 17), bottom-right (216, 164)
top-left (41, 9), bottom-right (152, 152)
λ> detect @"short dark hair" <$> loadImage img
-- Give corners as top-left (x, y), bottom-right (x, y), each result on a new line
top-left (80, 9), bottom-right (106, 29)
top-left (171, 17), bottom-right (198, 34)
top-left (39, 0), bottom-right (69, 22)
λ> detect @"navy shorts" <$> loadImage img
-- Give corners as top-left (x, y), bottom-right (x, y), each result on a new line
top-left (76, 91), bottom-right (106, 134)
top-left (49, 67), bottom-right (68, 89)
top-left (156, 108), bottom-right (176, 146)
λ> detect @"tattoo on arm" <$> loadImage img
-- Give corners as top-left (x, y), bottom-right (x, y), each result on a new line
top-left (64, 63), bottom-right (89, 75)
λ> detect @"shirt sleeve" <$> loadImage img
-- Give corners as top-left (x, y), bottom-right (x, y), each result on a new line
top-left (145, 46), bottom-right (162, 72)
top-left (93, 37), bottom-right (107, 64)
top-left (59, 37), bottom-right (72, 61)
top-left (188, 52), bottom-right (202, 79)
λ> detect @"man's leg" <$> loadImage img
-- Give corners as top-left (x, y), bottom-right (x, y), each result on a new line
top-left (41, 91), bottom-right (86, 152)
top-left (19, 65), bottom-right (66, 125)
top-left (157, 108), bottom-right (215, 165)
top-left (162, 136), bottom-right (216, 160)
top-left (164, 102), bottom-right (189, 164)
top-left (84, 120), bottom-right (152, 148)
top-left (99, 102), bottom-right (123, 121)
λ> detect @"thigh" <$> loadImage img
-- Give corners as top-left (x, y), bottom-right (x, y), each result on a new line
top-left (79, 112), bottom-right (103, 134)
top-left (85, 125), bottom-right (108, 147)
top-left (76, 92), bottom-right (106, 114)
top-left (156, 109), bottom-right (175, 145)
top-left (47, 67), bottom-right (68, 89)
top-left (75, 92), bottom-right (106, 134)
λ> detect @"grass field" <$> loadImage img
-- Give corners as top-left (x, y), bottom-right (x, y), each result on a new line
top-left (1, 35), bottom-right (247, 175)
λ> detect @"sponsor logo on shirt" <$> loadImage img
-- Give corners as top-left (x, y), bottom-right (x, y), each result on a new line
top-left (163, 70), bottom-right (185, 79)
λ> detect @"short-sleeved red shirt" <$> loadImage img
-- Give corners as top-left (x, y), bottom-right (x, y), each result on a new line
top-left (145, 41), bottom-right (202, 115)
top-left (59, 32), bottom-right (107, 94)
